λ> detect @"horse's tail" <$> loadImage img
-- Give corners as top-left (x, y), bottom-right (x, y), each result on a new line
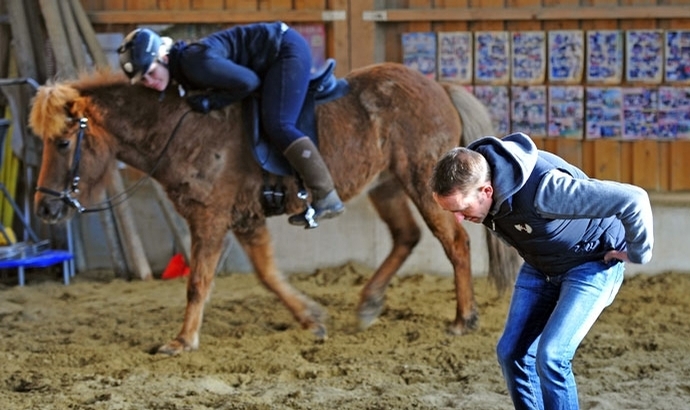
top-left (440, 82), bottom-right (521, 296)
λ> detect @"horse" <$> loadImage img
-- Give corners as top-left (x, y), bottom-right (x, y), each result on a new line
top-left (29, 62), bottom-right (519, 355)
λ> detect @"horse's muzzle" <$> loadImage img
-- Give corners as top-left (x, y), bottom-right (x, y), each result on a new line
top-left (35, 196), bottom-right (74, 224)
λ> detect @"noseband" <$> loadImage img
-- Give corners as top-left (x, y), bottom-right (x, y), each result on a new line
top-left (36, 109), bottom-right (193, 214)
top-left (36, 117), bottom-right (89, 213)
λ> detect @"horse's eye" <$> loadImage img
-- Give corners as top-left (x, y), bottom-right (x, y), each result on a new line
top-left (55, 139), bottom-right (70, 150)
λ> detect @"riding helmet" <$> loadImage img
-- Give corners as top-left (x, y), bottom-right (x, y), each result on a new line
top-left (118, 28), bottom-right (163, 84)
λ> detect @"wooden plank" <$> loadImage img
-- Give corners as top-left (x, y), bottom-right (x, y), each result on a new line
top-left (261, 0), bottom-right (291, 11)
top-left (225, 0), bottom-right (258, 11)
top-left (327, 0), bottom-right (349, 75)
top-left (6, 0), bottom-right (40, 80)
top-left (60, 0), bottom-right (87, 70)
top-left (433, 0), bottom-right (469, 32)
top-left (87, 9), bottom-right (344, 23)
top-left (361, 6), bottom-right (690, 22)
top-left (407, 0), bottom-right (432, 33)
top-left (294, 0), bottom-right (323, 9)
top-left (161, 0), bottom-right (192, 10)
top-left (124, 0), bottom-right (156, 9)
top-left (581, 139), bottom-right (595, 177)
top-left (591, 139), bottom-right (620, 181)
top-left (669, 140), bottom-right (690, 191)
top-left (471, 0), bottom-right (504, 31)
top-left (619, 140), bottom-right (633, 184)
top-left (70, 0), bottom-right (109, 68)
top-left (39, 0), bottom-right (78, 78)
top-left (553, 139), bottom-right (583, 169)
top-left (631, 139), bottom-right (659, 190)
top-left (349, 0), bottom-right (377, 68)
top-left (658, 140), bottom-right (670, 191)
top-left (505, 0), bottom-right (542, 31)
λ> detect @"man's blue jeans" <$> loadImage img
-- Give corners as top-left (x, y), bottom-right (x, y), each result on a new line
top-left (496, 260), bottom-right (625, 410)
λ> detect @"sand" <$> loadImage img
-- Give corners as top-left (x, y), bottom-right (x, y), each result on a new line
top-left (0, 263), bottom-right (688, 409)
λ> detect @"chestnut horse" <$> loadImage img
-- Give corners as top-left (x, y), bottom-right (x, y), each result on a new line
top-left (29, 62), bottom-right (518, 355)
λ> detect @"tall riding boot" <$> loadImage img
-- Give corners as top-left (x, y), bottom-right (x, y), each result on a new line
top-left (283, 137), bottom-right (344, 227)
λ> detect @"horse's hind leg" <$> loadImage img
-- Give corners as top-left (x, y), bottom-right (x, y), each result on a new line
top-left (413, 199), bottom-right (477, 335)
top-left (358, 178), bottom-right (422, 329)
top-left (234, 224), bottom-right (328, 339)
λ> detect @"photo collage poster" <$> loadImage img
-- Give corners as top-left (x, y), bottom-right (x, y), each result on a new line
top-left (511, 31), bottom-right (546, 85)
top-left (664, 30), bottom-right (690, 84)
top-left (437, 32), bottom-right (473, 83)
top-left (658, 86), bottom-right (690, 139)
top-left (622, 87), bottom-right (658, 139)
top-left (511, 86), bottom-right (547, 136)
top-left (548, 86), bottom-right (584, 138)
top-left (292, 23), bottom-right (326, 73)
top-left (402, 32), bottom-right (437, 79)
top-left (625, 30), bottom-right (663, 84)
top-left (586, 87), bottom-right (623, 139)
top-left (474, 31), bottom-right (510, 84)
top-left (473, 85), bottom-right (510, 134)
top-left (586, 30), bottom-right (623, 84)
top-left (548, 30), bottom-right (584, 83)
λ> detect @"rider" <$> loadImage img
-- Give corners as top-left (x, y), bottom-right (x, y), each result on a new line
top-left (117, 22), bottom-right (344, 228)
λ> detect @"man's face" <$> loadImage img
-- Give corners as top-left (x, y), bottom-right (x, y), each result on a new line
top-left (433, 184), bottom-right (494, 224)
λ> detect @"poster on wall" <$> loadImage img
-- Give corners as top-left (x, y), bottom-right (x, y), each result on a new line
top-left (585, 87), bottom-right (623, 139)
top-left (511, 85), bottom-right (547, 136)
top-left (664, 30), bottom-right (690, 84)
top-left (437, 31), bottom-right (473, 83)
top-left (625, 30), bottom-right (664, 84)
top-left (511, 31), bottom-right (546, 85)
top-left (547, 30), bottom-right (584, 83)
top-left (622, 87), bottom-right (658, 139)
top-left (586, 30), bottom-right (623, 84)
top-left (292, 23), bottom-right (326, 73)
top-left (473, 85), bottom-right (510, 134)
top-left (658, 86), bottom-right (690, 139)
top-left (474, 31), bottom-right (510, 84)
top-left (402, 32), bottom-right (437, 80)
top-left (548, 86), bottom-right (584, 138)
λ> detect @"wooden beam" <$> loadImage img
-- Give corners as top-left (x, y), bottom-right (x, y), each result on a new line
top-left (86, 9), bottom-right (347, 24)
top-left (362, 6), bottom-right (690, 22)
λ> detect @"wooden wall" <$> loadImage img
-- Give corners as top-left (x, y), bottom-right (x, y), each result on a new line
top-left (77, 0), bottom-right (690, 192)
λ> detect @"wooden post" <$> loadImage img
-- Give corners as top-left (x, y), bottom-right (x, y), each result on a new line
top-left (38, 0), bottom-right (77, 78)
top-left (58, 0), bottom-right (86, 71)
top-left (151, 180), bottom-right (191, 265)
top-left (6, 0), bottom-right (39, 80)
top-left (107, 170), bottom-right (153, 280)
top-left (68, 0), bottom-right (109, 68)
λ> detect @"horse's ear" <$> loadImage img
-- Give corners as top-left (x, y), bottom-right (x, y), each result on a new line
top-left (69, 96), bottom-right (91, 120)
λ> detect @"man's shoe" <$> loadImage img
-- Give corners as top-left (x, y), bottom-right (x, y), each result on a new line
top-left (288, 190), bottom-right (345, 228)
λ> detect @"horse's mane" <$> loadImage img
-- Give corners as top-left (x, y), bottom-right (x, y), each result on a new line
top-left (29, 69), bottom-right (128, 141)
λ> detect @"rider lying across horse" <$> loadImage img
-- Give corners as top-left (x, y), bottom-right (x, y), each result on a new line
top-left (117, 21), bottom-right (345, 227)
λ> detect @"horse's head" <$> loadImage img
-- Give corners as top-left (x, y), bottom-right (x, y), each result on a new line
top-left (29, 75), bottom-right (120, 223)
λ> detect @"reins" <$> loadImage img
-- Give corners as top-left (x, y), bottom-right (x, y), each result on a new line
top-left (36, 109), bottom-right (194, 213)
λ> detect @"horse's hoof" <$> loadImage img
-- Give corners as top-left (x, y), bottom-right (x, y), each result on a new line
top-left (311, 323), bottom-right (328, 341)
top-left (156, 338), bottom-right (191, 356)
top-left (447, 314), bottom-right (479, 336)
top-left (357, 294), bottom-right (385, 330)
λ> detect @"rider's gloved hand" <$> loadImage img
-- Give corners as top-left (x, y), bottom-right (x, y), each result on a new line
top-left (186, 94), bottom-right (211, 113)
top-left (186, 92), bottom-right (240, 113)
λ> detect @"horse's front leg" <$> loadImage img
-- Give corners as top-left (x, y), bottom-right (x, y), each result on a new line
top-left (157, 227), bottom-right (225, 355)
top-left (234, 224), bottom-right (328, 339)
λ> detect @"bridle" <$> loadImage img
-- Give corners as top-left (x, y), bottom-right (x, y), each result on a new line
top-left (35, 109), bottom-right (193, 214)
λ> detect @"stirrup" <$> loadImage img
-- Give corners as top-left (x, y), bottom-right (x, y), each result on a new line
top-left (288, 190), bottom-right (344, 229)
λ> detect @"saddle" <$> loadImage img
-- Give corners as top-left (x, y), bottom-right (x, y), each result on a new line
top-left (242, 58), bottom-right (350, 215)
